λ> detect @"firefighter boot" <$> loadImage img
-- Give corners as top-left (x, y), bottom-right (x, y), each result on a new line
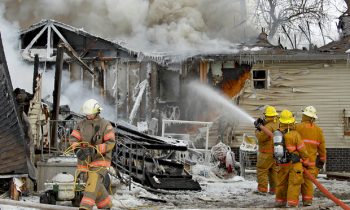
top-left (303, 201), bottom-right (312, 206)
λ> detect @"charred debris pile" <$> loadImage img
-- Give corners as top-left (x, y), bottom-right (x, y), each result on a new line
top-left (60, 112), bottom-right (201, 191)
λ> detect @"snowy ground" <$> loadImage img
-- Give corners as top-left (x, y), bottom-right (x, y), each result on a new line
top-left (1, 170), bottom-right (349, 209)
top-left (111, 173), bottom-right (349, 209)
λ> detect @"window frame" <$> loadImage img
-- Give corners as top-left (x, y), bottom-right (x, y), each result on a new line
top-left (252, 69), bottom-right (269, 89)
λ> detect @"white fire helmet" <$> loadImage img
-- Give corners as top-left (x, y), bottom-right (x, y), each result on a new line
top-left (81, 99), bottom-right (103, 115)
top-left (302, 106), bottom-right (318, 119)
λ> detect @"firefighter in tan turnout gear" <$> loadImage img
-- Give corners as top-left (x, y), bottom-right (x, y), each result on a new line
top-left (273, 110), bottom-right (310, 208)
top-left (296, 106), bottom-right (327, 206)
top-left (69, 99), bottom-right (116, 210)
top-left (254, 106), bottom-right (279, 194)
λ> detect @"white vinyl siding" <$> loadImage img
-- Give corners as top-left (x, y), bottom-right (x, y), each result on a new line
top-left (236, 60), bottom-right (350, 148)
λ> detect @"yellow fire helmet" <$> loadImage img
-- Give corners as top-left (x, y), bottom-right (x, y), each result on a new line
top-left (81, 99), bottom-right (103, 115)
top-left (302, 106), bottom-right (318, 119)
top-left (264, 105), bottom-right (279, 117)
top-left (279, 109), bottom-right (295, 124)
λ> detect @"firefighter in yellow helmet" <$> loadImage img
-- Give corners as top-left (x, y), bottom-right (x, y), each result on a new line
top-left (274, 110), bottom-right (310, 208)
top-left (69, 99), bottom-right (116, 210)
top-left (296, 106), bottom-right (326, 206)
top-left (254, 106), bottom-right (279, 194)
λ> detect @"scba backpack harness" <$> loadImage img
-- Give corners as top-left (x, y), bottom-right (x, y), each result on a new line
top-left (273, 130), bottom-right (300, 164)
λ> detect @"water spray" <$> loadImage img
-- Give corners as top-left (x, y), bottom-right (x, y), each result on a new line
top-left (187, 81), bottom-right (276, 136)
top-left (188, 81), bottom-right (255, 124)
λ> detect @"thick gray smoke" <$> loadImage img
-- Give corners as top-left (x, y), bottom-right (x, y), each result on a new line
top-left (3, 0), bottom-right (257, 53)
top-left (0, 0), bottom-right (257, 121)
top-left (0, 3), bottom-right (33, 91)
top-left (0, 3), bottom-right (116, 120)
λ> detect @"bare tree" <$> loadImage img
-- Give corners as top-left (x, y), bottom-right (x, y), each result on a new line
top-left (253, 0), bottom-right (328, 39)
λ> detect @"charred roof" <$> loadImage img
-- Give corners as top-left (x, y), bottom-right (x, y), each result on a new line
top-left (0, 33), bottom-right (35, 178)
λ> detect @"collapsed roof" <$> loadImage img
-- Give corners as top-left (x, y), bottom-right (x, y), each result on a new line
top-left (0, 33), bottom-right (36, 179)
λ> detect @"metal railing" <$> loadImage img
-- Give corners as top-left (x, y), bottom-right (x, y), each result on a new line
top-left (38, 119), bottom-right (77, 160)
top-left (113, 136), bottom-right (147, 190)
top-left (239, 134), bottom-right (258, 178)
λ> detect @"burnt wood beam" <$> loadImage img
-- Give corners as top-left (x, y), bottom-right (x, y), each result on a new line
top-left (115, 123), bottom-right (164, 143)
top-left (51, 45), bottom-right (64, 148)
top-left (59, 43), bottom-right (94, 75)
top-left (124, 143), bottom-right (187, 151)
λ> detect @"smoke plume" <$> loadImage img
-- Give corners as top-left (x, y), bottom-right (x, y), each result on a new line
top-left (3, 0), bottom-right (257, 53)
top-left (0, 3), bottom-right (117, 120)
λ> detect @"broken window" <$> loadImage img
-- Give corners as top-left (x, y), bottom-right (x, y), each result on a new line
top-left (159, 70), bottom-right (180, 102)
top-left (252, 69), bottom-right (267, 89)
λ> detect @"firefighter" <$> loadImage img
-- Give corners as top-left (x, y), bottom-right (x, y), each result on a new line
top-left (274, 110), bottom-right (310, 208)
top-left (296, 106), bottom-right (326, 206)
top-left (254, 106), bottom-right (279, 194)
top-left (69, 99), bottom-right (116, 210)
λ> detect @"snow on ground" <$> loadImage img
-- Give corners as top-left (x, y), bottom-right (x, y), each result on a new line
top-left (112, 172), bottom-right (349, 209)
top-left (1, 171), bottom-right (349, 209)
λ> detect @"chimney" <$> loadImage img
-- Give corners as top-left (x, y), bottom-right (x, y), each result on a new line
top-left (257, 28), bottom-right (268, 42)
top-left (338, 15), bottom-right (350, 38)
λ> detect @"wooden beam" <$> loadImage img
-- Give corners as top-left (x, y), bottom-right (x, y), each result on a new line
top-left (10, 179), bottom-right (19, 201)
top-left (23, 25), bottom-right (48, 52)
top-left (59, 43), bottom-right (94, 75)
top-left (33, 54), bottom-right (39, 94)
top-left (50, 45), bottom-right (64, 148)
top-left (46, 24), bottom-right (51, 59)
top-left (51, 24), bottom-right (70, 46)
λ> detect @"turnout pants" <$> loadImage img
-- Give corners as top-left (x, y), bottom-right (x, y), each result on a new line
top-left (275, 162), bottom-right (304, 207)
top-left (256, 152), bottom-right (277, 193)
top-left (301, 167), bottom-right (319, 205)
top-left (80, 168), bottom-right (112, 210)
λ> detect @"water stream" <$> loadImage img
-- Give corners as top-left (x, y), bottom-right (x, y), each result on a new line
top-left (188, 81), bottom-right (255, 125)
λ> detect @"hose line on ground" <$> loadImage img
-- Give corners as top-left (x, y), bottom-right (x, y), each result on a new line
top-left (303, 169), bottom-right (350, 210)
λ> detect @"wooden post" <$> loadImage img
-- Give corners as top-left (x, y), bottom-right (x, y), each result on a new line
top-left (33, 54), bottom-right (39, 94)
top-left (51, 44), bottom-right (64, 148)
top-left (10, 178), bottom-right (20, 201)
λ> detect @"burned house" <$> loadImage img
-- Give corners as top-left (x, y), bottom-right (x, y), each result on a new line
top-left (17, 20), bottom-right (198, 190)
top-left (181, 22), bottom-right (350, 172)
top-left (19, 20), bottom-right (194, 142)
top-left (18, 18), bottom-right (350, 174)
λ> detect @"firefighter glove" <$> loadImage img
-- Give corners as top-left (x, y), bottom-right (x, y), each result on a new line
top-left (254, 118), bottom-right (264, 131)
top-left (316, 156), bottom-right (325, 169)
top-left (76, 148), bottom-right (95, 161)
top-left (290, 153), bottom-right (301, 163)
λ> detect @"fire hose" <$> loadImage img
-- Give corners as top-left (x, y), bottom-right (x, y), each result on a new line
top-left (259, 125), bottom-right (350, 210)
top-left (303, 169), bottom-right (350, 210)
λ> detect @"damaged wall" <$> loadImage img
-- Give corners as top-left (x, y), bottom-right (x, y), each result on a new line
top-left (104, 60), bottom-right (158, 123)
top-left (19, 20), bottom-right (165, 129)
top-left (236, 60), bottom-right (350, 148)
top-left (180, 59), bottom-right (252, 148)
